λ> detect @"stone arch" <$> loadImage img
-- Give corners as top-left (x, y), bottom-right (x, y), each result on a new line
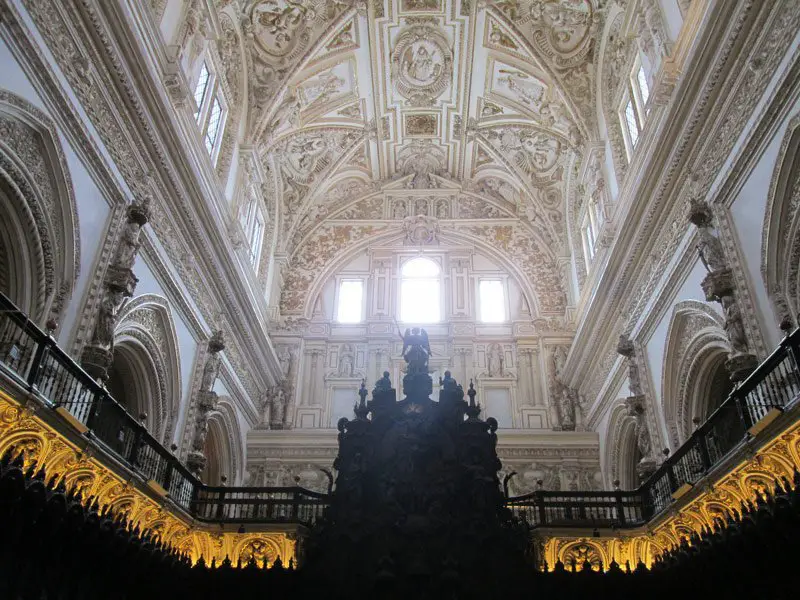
top-left (661, 300), bottom-right (730, 448)
top-left (203, 397), bottom-right (243, 485)
top-left (604, 403), bottom-right (640, 490)
top-left (0, 90), bottom-right (80, 325)
top-left (290, 226), bottom-right (562, 320)
top-left (110, 295), bottom-right (182, 444)
top-left (762, 114), bottom-right (800, 328)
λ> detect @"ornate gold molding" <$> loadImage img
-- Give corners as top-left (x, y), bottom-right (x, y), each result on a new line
top-left (0, 389), bottom-right (296, 566)
top-left (541, 415), bottom-right (800, 570)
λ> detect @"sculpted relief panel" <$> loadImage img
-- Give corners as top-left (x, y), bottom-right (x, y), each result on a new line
top-left (391, 22), bottom-right (454, 106)
top-left (281, 223), bottom-right (389, 313)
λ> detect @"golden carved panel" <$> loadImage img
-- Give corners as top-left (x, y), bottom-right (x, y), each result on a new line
top-left (541, 417), bottom-right (800, 571)
top-left (0, 389), bottom-right (296, 566)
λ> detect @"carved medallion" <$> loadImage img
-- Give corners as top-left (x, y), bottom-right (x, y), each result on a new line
top-left (391, 25), bottom-right (453, 106)
top-left (403, 214), bottom-right (440, 245)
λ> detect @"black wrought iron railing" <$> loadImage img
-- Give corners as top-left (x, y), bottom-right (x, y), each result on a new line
top-left (1, 292), bottom-right (799, 530)
top-left (506, 489), bottom-right (646, 528)
top-left (507, 330), bottom-right (800, 528)
top-left (0, 292), bottom-right (326, 526)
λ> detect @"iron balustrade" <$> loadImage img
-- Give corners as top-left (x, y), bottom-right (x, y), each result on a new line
top-left (1, 292), bottom-right (799, 529)
top-left (506, 490), bottom-right (646, 528)
top-left (0, 293), bottom-right (326, 523)
top-left (192, 486), bottom-right (330, 525)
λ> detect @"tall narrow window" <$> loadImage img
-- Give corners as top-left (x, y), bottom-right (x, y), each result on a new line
top-left (193, 63), bottom-right (210, 120)
top-left (582, 217), bottom-right (596, 264)
top-left (204, 97), bottom-right (223, 153)
top-left (620, 55), bottom-right (650, 159)
top-left (193, 58), bottom-right (227, 163)
top-left (239, 191), bottom-right (266, 269)
top-left (479, 280), bottom-right (506, 323)
top-left (400, 258), bottom-right (440, 323)
top-left (635, 64), bottom-right (650, 108)
top-left (624, 99), bottom-right (639, 147)
top-left (337, 280), bottom-right (364, 323)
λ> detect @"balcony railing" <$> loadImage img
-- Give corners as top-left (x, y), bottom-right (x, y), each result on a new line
top-left (0, 292), bottom-right (326, 526)
top-left (507, 329), bottom-right (800, 528)
top-left (1, 292), bottom-right (798, 530)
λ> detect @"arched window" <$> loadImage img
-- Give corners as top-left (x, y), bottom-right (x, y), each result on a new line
top-left (400, 258), bottom-right (440, 323)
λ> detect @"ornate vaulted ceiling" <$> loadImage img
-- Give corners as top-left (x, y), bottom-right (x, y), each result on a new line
top-left (227, 0), bottom-right (601, 319)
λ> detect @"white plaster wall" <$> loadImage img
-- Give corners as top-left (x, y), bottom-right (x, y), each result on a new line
top-left (658, 0), bottom-right (684, 43)
top-left (594, 380), bottom-right (627, 487)
top-left (644, 258), bottom-right (719, 444)
top-left (0, 39), bottom-right (112, 344)
top-left (135, 255), bottom-right (199, 444)
top-left (729, 99), bottom-right (800, 352)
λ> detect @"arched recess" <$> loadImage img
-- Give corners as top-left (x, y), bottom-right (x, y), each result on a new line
top-left (110, 295), bottom-right (182, 445)
top-left (201, 397), bottom-right (243, 485)
top-left (661, 301), bottom-right (730, 448)
top-left (0, 90), bottom-right (79, 325)
top-left (762, 114), bottom-right (800, 328)
top-left (286, 224), bottom-right (565, 320)
top-left (604, 403), bottom-right (641, 490)
top-left (106, 339), bottom-right (163, 436)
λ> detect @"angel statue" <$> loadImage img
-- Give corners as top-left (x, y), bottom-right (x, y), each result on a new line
top-left (399, 326), bottom-right (432, 374)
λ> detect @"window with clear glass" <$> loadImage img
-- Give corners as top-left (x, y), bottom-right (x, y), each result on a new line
top-left (193, 59), bottom-right (226, 163)
top-left (337, 280), bottom-right (364, 323)
top-left (582, 217), bottom-right (596, 264)
top-left (479, 280), bottom-right (506, 323)
top-left (193, 63), bottom-right (210, 120)
top-left (239, 191), bottom-right (266, 269)
top-left (400, 258), bottom-right (441, 323)
top-left (620, 56), bottom-right (650, 160)
top-left (635, 64), bottom-right (650, 108)
top-left (625, 100), bottom-right (639, 146)
top-left (204, 97), bottom-right (223, 153)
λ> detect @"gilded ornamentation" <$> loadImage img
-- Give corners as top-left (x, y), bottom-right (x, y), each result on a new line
top-left (543, 415), bottom-right (800, 570)
top-left (0, 390), bottom-right (296, 565)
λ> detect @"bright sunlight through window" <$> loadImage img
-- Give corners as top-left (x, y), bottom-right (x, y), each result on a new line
top-left (479, 280), bottom-right (506, 323)
top-left (337, 280), bottom-right (363, 323)
top-left (400, 258), bottom-right (440, 323)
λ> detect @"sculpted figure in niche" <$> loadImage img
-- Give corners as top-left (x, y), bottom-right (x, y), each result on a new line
top-left (115, 222), bottom-right (141, 269)
top-left (722, 296), bottom-right (749, 354)
top-left (393, 200), bottom-right (406, 219)
top-left (271, 387), bottom-right (286, 425)
top-left (415, 198), bottom-right (429, 215)
top-left (559, 388), bottom-right (575, 430)
top-left (436, 199), bottom-right (449, 219)
top-left (696, 228), bottom-right (727, 273)
top-left (338, 345), bottom-right (355, 377)
top-left (93, 292), bottom-right (121, 349)
top-left (278, 347), bottom-right (291, 376)
top-left (552, 345), bottom-right (567, 377)
top-left (200, 351), bottom-right (221, 393)
top-left (637, 422), bottom-right (652, 458)
top-left (487, 344), bottom-right (504, 377)
top-left (259, 391), bottom-right (272, 428)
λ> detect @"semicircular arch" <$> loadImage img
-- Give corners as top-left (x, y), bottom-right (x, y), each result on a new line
top-left (661, 301), bottom-right (729, 448)
top-left (0, 90), bottom-right (80, 325)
